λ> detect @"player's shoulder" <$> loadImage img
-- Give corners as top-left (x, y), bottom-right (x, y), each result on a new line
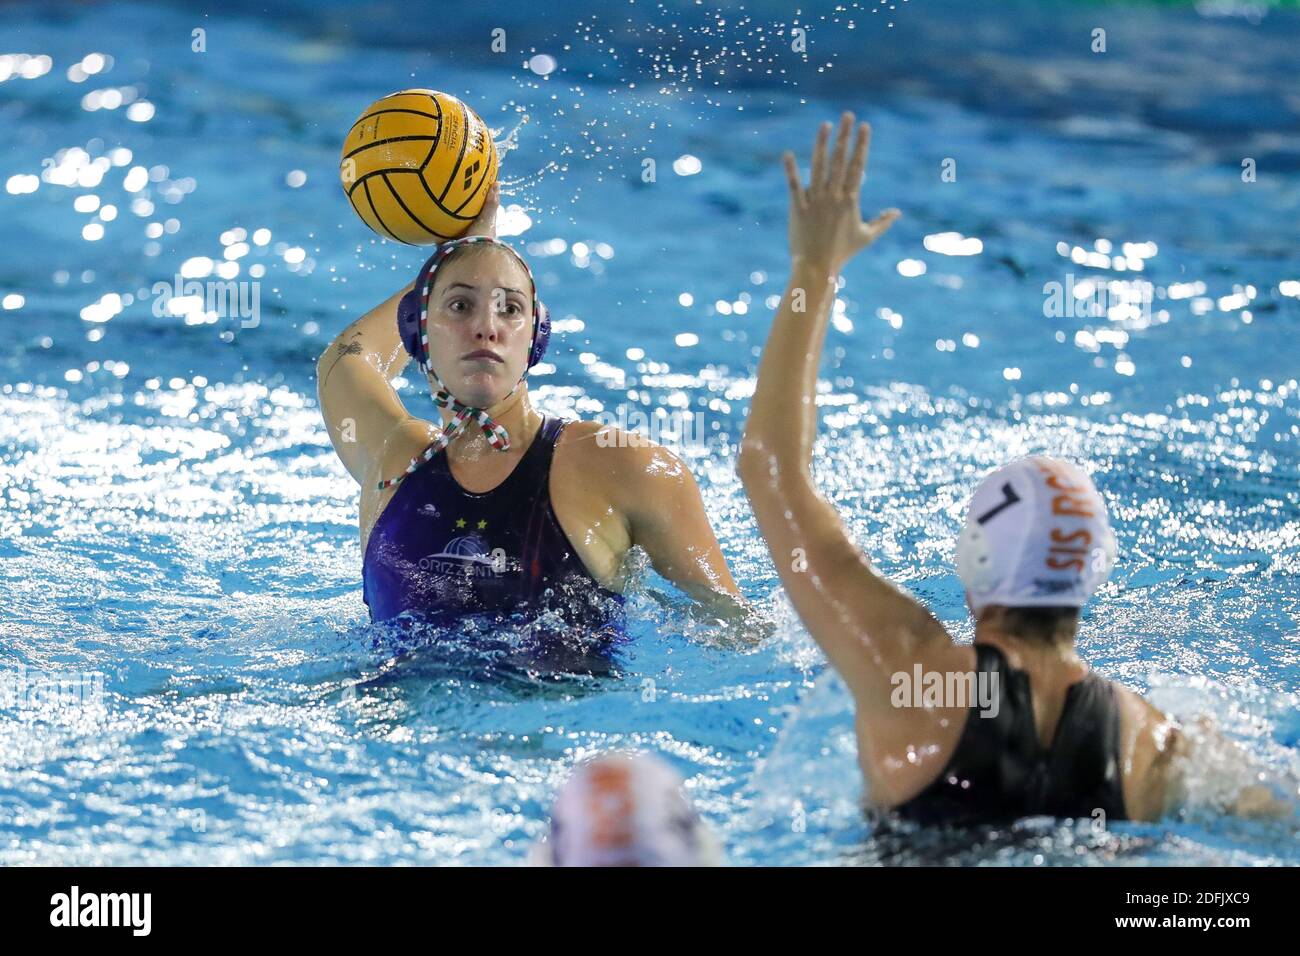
top-left (551, 419), bottom-right (697, 511)
top-left (1111, 681), bottom-right (1187, 776)
top-left (556, 418), bottom-right (688, 475)
top-left (1113, 681), bottom-right (1172, 728)
top-left (1110, 681), bottom-right (1188, 820)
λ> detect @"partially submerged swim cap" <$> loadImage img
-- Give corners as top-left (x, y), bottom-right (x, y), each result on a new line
top-left (955, 456), bottom-right (1117, 615)
top-left (530, 752), bottom-right (722, 867)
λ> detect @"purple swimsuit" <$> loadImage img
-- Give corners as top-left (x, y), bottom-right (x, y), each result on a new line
top-left (362, 415), bottom-right (624, 631)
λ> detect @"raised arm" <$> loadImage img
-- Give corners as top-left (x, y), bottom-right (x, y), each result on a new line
top-left (315, 184), bottom-right (501, 484)
top-left (315, 283), bottom-right (417, 485)
top-left (736, 113), bottom-right (951, 700)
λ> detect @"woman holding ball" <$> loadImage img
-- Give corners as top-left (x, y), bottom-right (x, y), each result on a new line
top-left (317, 182), bottom-right (745, 633)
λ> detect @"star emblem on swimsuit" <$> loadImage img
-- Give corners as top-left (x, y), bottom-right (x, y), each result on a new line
top-left (455, 518), bottom-right (466, 529)
top-left (477, 519), bottom-right (488, 530)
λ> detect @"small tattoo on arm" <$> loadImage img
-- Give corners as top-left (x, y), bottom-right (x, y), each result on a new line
top-left (319, 333), bottom-right (364, 387)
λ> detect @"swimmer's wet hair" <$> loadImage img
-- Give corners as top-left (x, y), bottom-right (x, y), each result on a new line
top-left (1000, 605), bottom-right (1079, 641)
top-left (427, 241), bottom-right (527, 295)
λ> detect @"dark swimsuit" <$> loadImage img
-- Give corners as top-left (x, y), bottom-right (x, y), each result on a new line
top-left (362, 415), bottom-right (624, 634)
top-left (893, 643), bottom-right (1127, 826)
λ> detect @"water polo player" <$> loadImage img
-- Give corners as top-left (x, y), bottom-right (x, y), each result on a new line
top-left (529, 752), bottom-right (723, 867)
top-left (738, 113), bottom-right (1292, 824)
top-left (317, 184), bottom-right (745, 630)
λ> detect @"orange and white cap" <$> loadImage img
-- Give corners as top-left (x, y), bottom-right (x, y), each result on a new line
top-left (955, 456), bottom-right (1117, 615)
top-left (530, 752), bottom-right (722, 867)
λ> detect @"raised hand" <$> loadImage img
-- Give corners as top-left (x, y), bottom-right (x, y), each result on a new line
top-left (465, 181), bottom-right (500, 238)
top-left (782, 112), bottom-right (900, 274)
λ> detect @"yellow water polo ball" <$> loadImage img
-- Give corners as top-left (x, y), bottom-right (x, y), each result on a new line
top-left (340, 89), bottom-right (498, 244)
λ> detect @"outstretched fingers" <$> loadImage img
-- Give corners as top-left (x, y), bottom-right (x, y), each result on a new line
top-left (809, 121), bottom-right (832, 190)
top-left (848, 122), bottom-right (870, 198)
top-left (828, 111), bottom-right (854, 191)
top-left (860, 207), bottom-right (902, 245)
top-left (782, 151), bottom-right (804, 207)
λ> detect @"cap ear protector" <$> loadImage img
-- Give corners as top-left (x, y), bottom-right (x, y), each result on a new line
top-left (956, 500), bottom-right (1119, 600)
top-left (396, 237), bottom-right (550, 371)
top-left (530, 299), bottom-right (551, 368)
top-left (396, 254), bottom-right (437, 363)
top-left (955, 520), bottom-right (999, 595)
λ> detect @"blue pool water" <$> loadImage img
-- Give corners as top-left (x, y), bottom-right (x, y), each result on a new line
top-left (1, 0), bottom-right (1298, 865)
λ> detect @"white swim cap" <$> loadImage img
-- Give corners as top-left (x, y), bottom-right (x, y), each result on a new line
top-left (955, 456), bottom-right (1117, 615)
top-left (530, 752), bottom-right (722, 867)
